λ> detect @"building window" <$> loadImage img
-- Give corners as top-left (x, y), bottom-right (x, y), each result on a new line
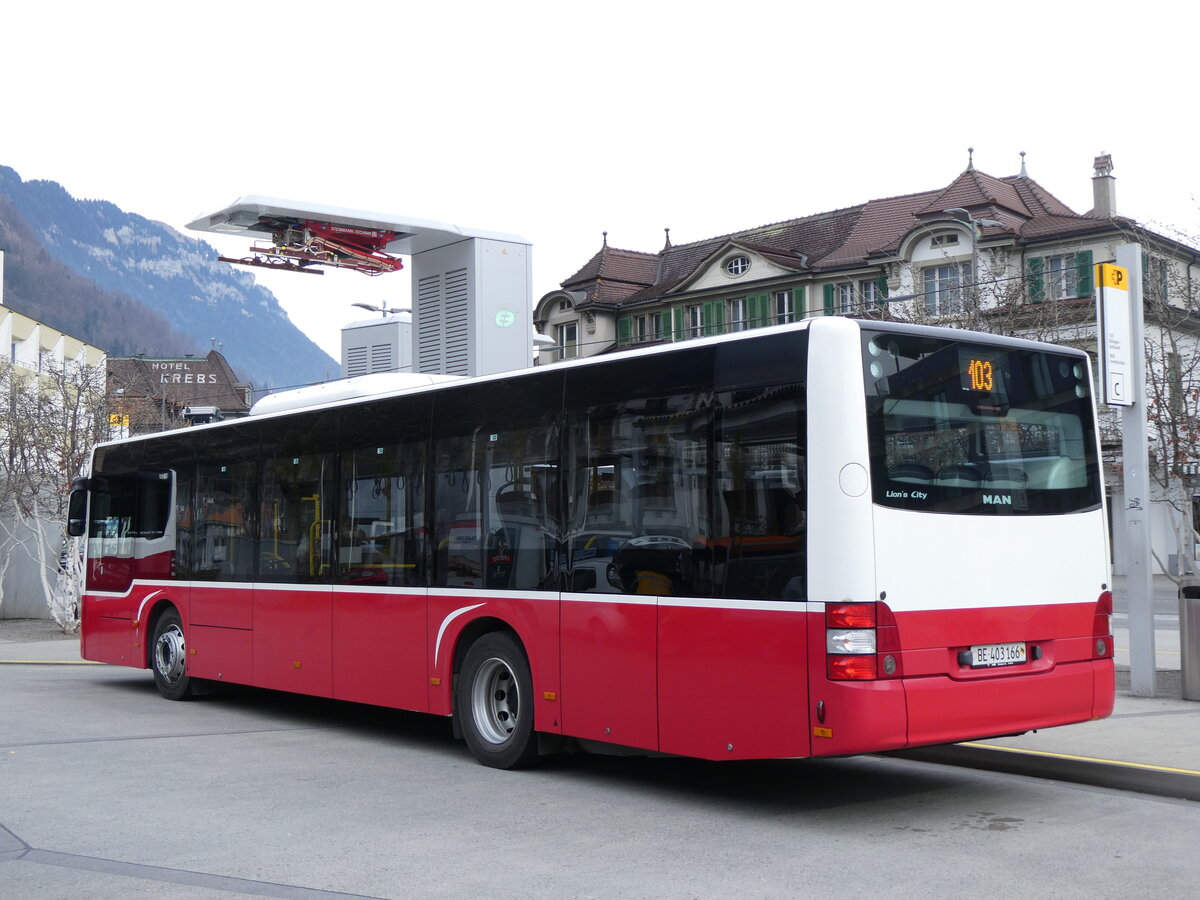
top-left (725, 255), bottom-right (751, 277)
top-left (931, 233), bottom-right (960, 248)
top-left (922, 262), bottom-right (971, 315)
top-left (557, 321), bottom-right (578, 359)
top-left (633, 315), bottom-right (649, 343)
top-left (773, 290), bottom-right (795, 324)
top-left (650, 311), bottom-right (666, 341)
top-left (728, 298), bottom-right (749, 331)
top-left (1026, 251), bottom-right (1092, 303)
top-left (633, 312), bottom-right (666, 343)
top-left (686, 304), bottom-right (705, 338)
top-left (1045, 254), bottom-right (1082, 301)
top-left (837, 284), bottom-right (855, 314)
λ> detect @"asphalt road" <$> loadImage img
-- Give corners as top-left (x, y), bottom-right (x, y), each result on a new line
top-left (1, 660), bottom-right (1197, 899)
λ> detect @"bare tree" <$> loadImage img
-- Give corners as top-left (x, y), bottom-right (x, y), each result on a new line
top-left (1132, 235), bottom-right (1200, 580)
top-left (0, 355), bottom-right (108, 631)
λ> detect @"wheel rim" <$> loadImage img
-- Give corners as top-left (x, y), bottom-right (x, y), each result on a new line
top-left (154, 624), bottom-right (186, 686)
top-left (470, 656), bottom-right (520, 745)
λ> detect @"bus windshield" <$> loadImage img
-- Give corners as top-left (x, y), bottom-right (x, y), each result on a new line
top-left (861, 328), bottom-right (1102, 515)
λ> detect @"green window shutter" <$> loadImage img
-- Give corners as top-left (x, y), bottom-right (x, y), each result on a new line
top-left (748, 293), bottom-right (767, 328)
top-left (794, 286), bottom-right (807, 318)
top-left (704, 300), bottom-right (724, 335)
top-left (876, 276), bottom-right (888, 309)
top-left (672, 306), bottom-right (685, 341)
top-left (1026, 257), bottom-right (1045, 303)
top-left (823, 284), bottom-right (835, 315)
top-left (617, 316), bottom-right (632, 347)
top-left (1074, 250), bottom-right (1093, 298)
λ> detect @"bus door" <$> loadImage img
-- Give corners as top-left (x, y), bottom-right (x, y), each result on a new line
top-left (80, 469), bottom-right (174, 666)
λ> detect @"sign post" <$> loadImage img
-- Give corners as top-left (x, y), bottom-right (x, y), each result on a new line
top-left (1106, 245), bottom-right (1155, 696)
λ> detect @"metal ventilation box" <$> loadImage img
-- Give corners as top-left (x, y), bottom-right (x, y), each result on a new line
top-left (412, 237), bottom-right (531, 377)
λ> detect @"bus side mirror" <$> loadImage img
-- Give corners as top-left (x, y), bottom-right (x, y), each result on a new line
top-left (66, 489), bottom-right (87, 537)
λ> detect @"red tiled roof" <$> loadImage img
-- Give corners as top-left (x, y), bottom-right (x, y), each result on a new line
top-left (914, 169), bottom-right (1032, 218)
top-left (562, 244), bottom-right (657, 291)
top-left (554, 166), bottom-right (1117, 309)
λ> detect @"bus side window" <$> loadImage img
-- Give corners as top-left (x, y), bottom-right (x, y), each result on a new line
top-left (194, 461), bottom-right (256, 582)
top-left (713, 386), bottom-right (806, 601)
top-left (571, 391), bottom-right (715, 598)
top-left (339, 442), bottom-right (426, 588)
top-left (260, 450), bottom-right (334, 583)
top-left (430, 376), bottom-right (565, 592)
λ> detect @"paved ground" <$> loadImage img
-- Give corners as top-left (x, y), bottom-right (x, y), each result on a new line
top-left (2, 643), bottom-right (1198, 899)
top-left (0, 619), bottom-right (77, 642)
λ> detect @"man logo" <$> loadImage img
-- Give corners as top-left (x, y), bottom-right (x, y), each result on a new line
top-left (983, 494), bottom-right (1013, 506)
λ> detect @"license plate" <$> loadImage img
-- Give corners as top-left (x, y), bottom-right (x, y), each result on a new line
top-left (969, 641), bottom-right (1027, 668)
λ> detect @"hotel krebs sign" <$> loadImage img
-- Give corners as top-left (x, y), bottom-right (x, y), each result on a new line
top-left (150, 361), bottom-right (219, 385)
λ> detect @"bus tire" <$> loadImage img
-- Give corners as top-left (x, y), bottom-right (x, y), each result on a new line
top-left (151, 609), bottom-right (193, 701)
top-left (457, 632), bottom-right (538, 769)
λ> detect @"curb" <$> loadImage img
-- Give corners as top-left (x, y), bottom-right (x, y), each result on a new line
top-left (890, 742), bottom-right (1200, 802)
top-left (0, 659), bottom-right (101, 666)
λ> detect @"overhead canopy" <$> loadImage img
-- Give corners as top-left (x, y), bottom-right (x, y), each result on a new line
top-left (186, 195), bottom-right (529, 255)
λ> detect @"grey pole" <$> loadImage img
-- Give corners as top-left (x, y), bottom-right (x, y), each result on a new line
top-left (1115, 242), bottom-right (1155, 696)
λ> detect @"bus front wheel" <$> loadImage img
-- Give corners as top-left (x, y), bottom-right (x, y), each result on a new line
top-left (151, 609), bottom-right (194, 701)
top-left (457, 632), bottom-right (538, 769)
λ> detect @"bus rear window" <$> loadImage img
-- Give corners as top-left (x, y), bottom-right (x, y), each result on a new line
top-left (862, 329), bottom-right (1102, 515)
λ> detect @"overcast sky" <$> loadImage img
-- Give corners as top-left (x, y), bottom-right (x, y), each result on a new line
top-left (4, 1), bottom-right (1197, 359)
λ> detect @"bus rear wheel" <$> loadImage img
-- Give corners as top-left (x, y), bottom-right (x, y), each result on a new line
top-left (457, 632), bottom-right (538, 769)
top-left (151, 610), bottom-right (193, 701)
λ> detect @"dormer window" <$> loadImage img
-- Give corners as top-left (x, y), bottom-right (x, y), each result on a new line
top-left (931, 233), bottom-right (960, 248)
top-left (724, 255), bottom-right (751, 277)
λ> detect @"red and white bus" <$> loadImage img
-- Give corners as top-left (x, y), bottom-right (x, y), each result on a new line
top-left (69, 317), bottom-right (1114, 768)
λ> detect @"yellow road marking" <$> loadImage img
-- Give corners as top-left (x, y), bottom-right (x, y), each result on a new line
top-left (961, 741), bottom-right (1200, 777)
top-left (1115, 647), bottom-right (1181, 656)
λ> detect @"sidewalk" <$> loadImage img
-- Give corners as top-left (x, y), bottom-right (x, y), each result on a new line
top-left (2, 618), bottom-right (1197, 794)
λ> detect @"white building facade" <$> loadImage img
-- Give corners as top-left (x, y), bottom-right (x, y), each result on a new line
top-left (1, 249), bottom-right (108, 618)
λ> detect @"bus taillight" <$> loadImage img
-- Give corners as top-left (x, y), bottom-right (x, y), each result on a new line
top-left (1093, 590), bottom-right (1114, 658)
top-left (826, 601), bottom-right (902, 680)
top-left (827, 654), bottom-right (878, 680)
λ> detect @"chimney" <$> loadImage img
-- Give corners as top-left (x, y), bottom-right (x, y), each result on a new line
top-left (1092, 153), bottom-right (1116, 217)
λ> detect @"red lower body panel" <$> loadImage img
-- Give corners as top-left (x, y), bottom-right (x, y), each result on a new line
top-left (81, 593), bottom-right (133, 666)
top-left (904, 660), bottom-right (1111, 747)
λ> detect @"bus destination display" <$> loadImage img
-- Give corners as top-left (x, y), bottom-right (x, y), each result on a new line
top-left (961, 349), bottom-right (997, 393)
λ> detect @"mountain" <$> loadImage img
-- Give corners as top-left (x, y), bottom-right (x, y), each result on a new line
top-left (0, 166), bottom-right (337, 391)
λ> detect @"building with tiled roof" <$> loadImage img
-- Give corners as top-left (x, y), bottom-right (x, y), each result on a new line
top-left (107, 348), bottom-right (252, 435)
top-left (536, 153), bottom-right (1200, 578)
top-left (535, 152), bottom-right (1168, 362)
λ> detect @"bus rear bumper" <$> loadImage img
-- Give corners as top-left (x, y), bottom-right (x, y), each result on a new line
top-left (903, 658), bottom-right (1115, 748)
